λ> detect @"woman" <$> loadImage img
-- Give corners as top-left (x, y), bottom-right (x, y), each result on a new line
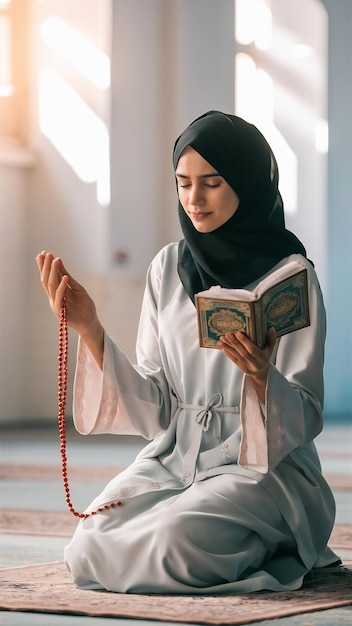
top-left (37, 111), bottom-right (339, 594)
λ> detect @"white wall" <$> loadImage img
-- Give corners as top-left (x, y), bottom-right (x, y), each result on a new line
top-left (0, 146), bottom-right (35, 420)
top-left (109, 0), bottom-right (235, 274)
top-left (320, 0), bottom-right (352, 417)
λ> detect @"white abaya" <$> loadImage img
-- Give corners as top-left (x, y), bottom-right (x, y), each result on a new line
top-left (65, 244), bottom-right (338, 593)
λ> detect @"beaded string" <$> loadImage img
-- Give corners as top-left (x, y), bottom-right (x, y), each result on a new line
top-left (58, 294), bottom-right (122, 517)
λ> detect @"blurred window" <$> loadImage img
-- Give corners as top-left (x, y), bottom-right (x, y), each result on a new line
top-left (0, 0), bottom-right (27, 140)
top-left (234, 0), bottom-right (328, 218)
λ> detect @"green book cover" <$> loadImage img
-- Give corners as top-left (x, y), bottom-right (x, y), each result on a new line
top-left (195, 262), bottom-right (310, 349)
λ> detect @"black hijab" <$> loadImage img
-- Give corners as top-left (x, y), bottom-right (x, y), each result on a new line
top-left (173, 111), bottom-right (307, 303)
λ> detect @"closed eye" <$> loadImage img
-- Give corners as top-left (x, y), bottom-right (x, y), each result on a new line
top-left (177, 181), bottom-right (221, 189)
top-left (175, 173), bottom-right (223, 188)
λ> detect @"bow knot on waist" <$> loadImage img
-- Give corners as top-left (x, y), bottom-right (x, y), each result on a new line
top-left (195, 392), bottom-right (224, 432)
top-left (178, 393), bottom-right (240, 432)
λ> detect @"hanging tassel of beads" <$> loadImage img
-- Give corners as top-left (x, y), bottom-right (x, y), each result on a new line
top-left (58, 294), bottom-right (122, 517)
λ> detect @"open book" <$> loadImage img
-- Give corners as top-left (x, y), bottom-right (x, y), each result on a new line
top-left (195, 260), bottom-right (310, 349)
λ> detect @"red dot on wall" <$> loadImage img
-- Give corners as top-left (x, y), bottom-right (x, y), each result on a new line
top-left (114, 249), bottom-right (129, 264)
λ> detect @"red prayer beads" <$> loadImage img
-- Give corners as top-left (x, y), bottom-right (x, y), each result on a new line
top-left (58, 295), bottom-right (122, 518)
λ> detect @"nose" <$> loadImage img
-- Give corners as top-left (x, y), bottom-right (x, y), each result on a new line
top-left (189, 184), bottom-right (204, 206)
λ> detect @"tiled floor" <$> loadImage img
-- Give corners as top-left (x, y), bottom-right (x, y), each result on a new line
top-left (0, 419), bottom-right (351, 625)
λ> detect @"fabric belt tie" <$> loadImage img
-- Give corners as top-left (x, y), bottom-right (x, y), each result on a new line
top-left (178, 393), bottom-right (240, 432)
top-left (177, 393), bottom-right (240, 485)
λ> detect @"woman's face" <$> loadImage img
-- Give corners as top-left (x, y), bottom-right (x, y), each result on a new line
top-left (175, 146), bottom-right (240, 233)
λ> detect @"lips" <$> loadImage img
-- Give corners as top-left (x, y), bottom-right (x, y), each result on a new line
top-left (190, 212), bottom-right (210, 219)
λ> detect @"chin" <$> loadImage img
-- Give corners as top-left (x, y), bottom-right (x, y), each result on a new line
top-left (192, 222), bottom-right (218, 233)
top-left (193, 225), bottom-right (212, 233)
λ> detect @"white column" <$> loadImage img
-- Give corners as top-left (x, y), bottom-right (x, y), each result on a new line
top-left (110, 0), bottom-right (236, 272)
top-left (0, 146), bottom-right (35, 421)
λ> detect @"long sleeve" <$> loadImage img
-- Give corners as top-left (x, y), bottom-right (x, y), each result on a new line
top-left (239, 257), bottom-right (326, 472)
top-left (72, 249), bottom-right (175, 439)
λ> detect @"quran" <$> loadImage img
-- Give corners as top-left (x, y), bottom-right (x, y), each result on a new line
top-left (195, 260), bottom-right (310, 349)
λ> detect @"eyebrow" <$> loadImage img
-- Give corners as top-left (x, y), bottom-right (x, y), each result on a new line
top-left (175, 173), bottom-right (222, 179)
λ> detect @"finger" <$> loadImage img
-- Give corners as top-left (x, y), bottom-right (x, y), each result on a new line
top-left (47, 257), bottom-right (65, 303)
top-left (36, 250), bottom-right (51, 274)
top-left (35, 251), bottom-right (46, 272)
top-left (52, 256), bottom-right (68, 279)
top-left (219, 342), bottom-right (238, 360)
top-left (218, 332), bottom-right (238, 349)
top-left (39, 252), bottom-right (55, 297)
top-left (218, 342), bottom-right (246, 370)
top-left (217, 335), bottom-right (241, 359)
top-left (221, 331), bottom-right (257, 359)
top-left (219, 333), bottom-right (262, 371)
top-left (265, 327), bottom-right (277, 354)
top-left (54, 257), bottom-right (83, 292)
top-left (232, 331), bottom-right (256, 351)
top-left (267, 327), bottom-right (276, 342)
top-left (217, 335), bottom-right (242, 362)
top-left (52, 275), bottom-right (69, 316)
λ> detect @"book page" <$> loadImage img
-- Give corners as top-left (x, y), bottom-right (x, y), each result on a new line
top-left (195, 260), bottom-right (305, 302)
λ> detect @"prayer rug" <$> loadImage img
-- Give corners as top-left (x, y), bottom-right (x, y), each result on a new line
top-left (0, 561), bottom-right (351, 624)
top-left (0, 509), bottom-right (77, 537)
top-left (0, 462), bottom-right (123, 481)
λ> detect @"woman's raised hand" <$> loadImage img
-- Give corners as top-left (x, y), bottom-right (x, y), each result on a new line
top-left (36, 252), bottom-right (104, 367)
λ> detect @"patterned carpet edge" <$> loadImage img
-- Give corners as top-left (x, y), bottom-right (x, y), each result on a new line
top-left (0, 561), bottom-right (351, 624)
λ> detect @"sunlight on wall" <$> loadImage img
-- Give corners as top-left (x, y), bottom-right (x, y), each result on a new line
top-left (315, 118), bottom-right (328, 154)
top-left (0, 14), bottom-right (13, 95)
top-left (39, 68), bottom-right (110, 206)
top-left (235, 52), bottom-right (297, 214)
top-left (39, 16), bottom-right (110, 205)
top-left (234, 0), bottom-right (328, 218)
top-left (40, 17), bottom-right (110, 89)
top-left (235, 0), bottom-right (272, 50)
